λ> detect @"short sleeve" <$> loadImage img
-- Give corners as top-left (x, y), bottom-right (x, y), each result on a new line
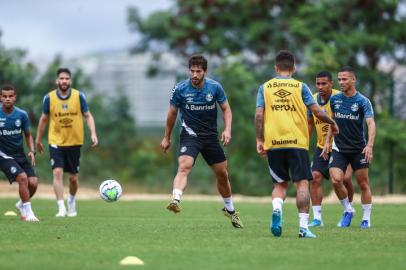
top-left (42, 94), bottom-right (50, 114)
top-left (79, 92), bottom-right (89, 113)
top-left (169, 85), bottom-right (181, 107)
top-left (21, 111), bottom-right (30, 132)
top-left (362, 97), bottom-right (374, 118)
top-left (256, 85), bottom-right (265, 108)
top-left (301, 83), bottom-right (316, 107)
top-left (216, 83), bottom-right (227, 104)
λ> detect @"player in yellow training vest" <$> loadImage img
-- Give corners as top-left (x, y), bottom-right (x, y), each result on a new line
top-left (255, 50), bottom-right (339, 238)
top-left (35, 68), bottom-right (98, 217)
top-left (307, 71), bottom-right (354, 227)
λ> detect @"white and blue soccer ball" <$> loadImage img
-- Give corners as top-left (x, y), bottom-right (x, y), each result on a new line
top-left (99, 180), bottom-right (122, 202)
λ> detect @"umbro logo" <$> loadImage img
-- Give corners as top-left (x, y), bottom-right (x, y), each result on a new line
top-left (274, 89), bottom-right (291, 99)
top-left (321, 125), bottom-right (329, 133)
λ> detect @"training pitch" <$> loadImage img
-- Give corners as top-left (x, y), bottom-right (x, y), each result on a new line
top-left (0, 199), bottom-right (405, 270)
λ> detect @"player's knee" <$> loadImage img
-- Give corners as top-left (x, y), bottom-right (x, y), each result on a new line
top-left (178, 164), bottom-right (192, 175)
top-left (69, 174), bottom-right (78, 184)
top-left (16, 173), bottom-right (28, 185)
top-left (216, 169), bottom-right (228, 182)
top-left (311, 171), bottom-right (323, 185)
top-left (358, 180), bottom-right (370, 191)
top-left (29, 177), bottom-right (38, 189)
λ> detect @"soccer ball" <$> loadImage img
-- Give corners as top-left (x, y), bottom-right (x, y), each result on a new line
top-left (99, 180), bottom-right (122, 202)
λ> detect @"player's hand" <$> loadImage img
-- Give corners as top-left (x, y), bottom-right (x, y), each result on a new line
top-left (362, 145), bottom-right (373, 163)
top-left (256, 139), bottom-right (266, 157)
top-left (320, 144), bottom-right (330, 160)
top-left (331, 122), bottom-right (339, 135)
top-left (160, 137), bottom-right (171, 153)
top-left (36, 141), bottom-right (43, 154)
top-left (91, 134), bottom-right (98, 147)
top-left (221, 130), bottom-right (231, 146)
top-left (28, 151), bottom-right (36, 166)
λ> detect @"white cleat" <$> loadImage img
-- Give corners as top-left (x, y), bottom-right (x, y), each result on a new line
top-left (23, 214), bottom-right (39, 222)
top-left (56, 208), bottom-right (67, 217)
top-left (15, 201), bottom-right (26, 220)
top-left (67, 209), bottom-right (77, 217)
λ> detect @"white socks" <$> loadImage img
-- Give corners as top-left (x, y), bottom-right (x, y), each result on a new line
top-left (272, 198), bottom-right (284, 213)
top-left (299, 213), bottom-right (309, 229)
top-left (57, 199), bottom-right (66, 211)
top-left (68, 194), bottom-right (76, 210)
top-left (340, 197), bottom-right (354, 212)
top-left (362, 204), bottom-right (372, 221)
top-left (312, 205), bottom-right (322, 220)
top-left (22, 202), bottom-right (33, 216)
top-left (223, 197), bottom-right (235, 212)
top-left (172, 189), bottom-right (183, 201)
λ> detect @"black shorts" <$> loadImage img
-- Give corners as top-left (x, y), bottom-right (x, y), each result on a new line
top-left (49, 145), bottom-right (81, 173)
top-left (0, 152), bottom-right (36, 183)
top-left (266, 148), bottom-right (312, 183)
top-left (311, 147), bottom-right (330, 179)
top-left (328, 150), bottom-right (369, 172)
top-left (178, 135), bottom-right (226, 166)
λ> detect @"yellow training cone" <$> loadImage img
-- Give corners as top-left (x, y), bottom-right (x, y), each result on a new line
top-left (4, 211), bottom-right (17, 216)
top-left (120, 256), bottom-right (144, 266)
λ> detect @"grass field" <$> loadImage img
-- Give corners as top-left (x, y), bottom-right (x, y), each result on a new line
top-left (0, 199), bottom-right (405, 270)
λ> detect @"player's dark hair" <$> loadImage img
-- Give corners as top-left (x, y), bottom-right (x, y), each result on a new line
top-left (316, 71), bottom-right (333, 81)
top-left (339, 66), bottom-right (355, 75)
top-left (189, 55), bottom-right (208, 71)
top-left (1, 84), bottom-right (17, 94)
top-left (275, 50), bottom-right (295, 71)
top-left (57, 68), bottom-right (71, 77)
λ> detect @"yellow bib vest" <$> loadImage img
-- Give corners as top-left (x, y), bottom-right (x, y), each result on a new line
top-left (263, 78), bottom-right (309, 150)
top-left (48, 89), bottom-right (84, 146)
top-left (312, 89), bottom-right (339, 149)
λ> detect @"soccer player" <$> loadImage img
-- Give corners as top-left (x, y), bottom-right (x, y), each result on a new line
top-left (255, 50), bottom-right (338, 238)
top-left (307, 71), bottom-right (354, 227)
top-left (35, 68), bottom-right (98, 217)
top-left (0, 84), bottom-right (39, 221)
top-left (322, 66), bottom-right (375, 229)
top-left (160, 55), bottom-right (243, 228)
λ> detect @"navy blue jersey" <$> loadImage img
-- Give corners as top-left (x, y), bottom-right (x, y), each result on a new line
top-left (0, 106), bottom-right (30, 155)
top-left (330, 92), bottom-right (374, 153)
top-left (170, 77), bottom-right (227, 137)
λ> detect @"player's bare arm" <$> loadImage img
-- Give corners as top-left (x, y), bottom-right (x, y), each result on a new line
top-left (161, 106), bottom-right (178, 153)
top-left (219, 101), bottom-right (232, 146)
top-left (83, 111), bottom-right (98, 147)
top-left (308, 117), bottom-right (314, 137)
top-left (24, 130), bottom-right (36, 166)
top-left (255, 107), bottom-right (266, 156)
top-left (35, 113), bottom-right (49, 154)
top-left (320, 126), bottom-right (332, 160)
top-left (308, 103), bottom-right (339, 135)
top-left (363, 117), bottom-right (376, 162)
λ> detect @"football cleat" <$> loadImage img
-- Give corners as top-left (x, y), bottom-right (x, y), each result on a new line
top-left (299, 227), bottom-right (317, 238)
top-left (166, 200), bottom-right (181, 213)
top-left (308, 219), bottom-right (324, 227)
top-left (337, 211), bottom-right (353, 227)
top-left (55, 208), bottom-right (67, 218)
top-left (221, 207), bottom-right (243, 228)
top-left (270, 209), bottom-right (282, 237)
top-left (360, 220), bottom-right (371, 229)
top-left (22, 214), bottom-right (39, 222)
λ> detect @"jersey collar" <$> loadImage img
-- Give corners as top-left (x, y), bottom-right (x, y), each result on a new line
top-left (56, 88), bottom-right (72, 100)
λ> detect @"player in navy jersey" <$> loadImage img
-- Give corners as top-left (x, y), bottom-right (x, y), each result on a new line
top-left (321, 66), bottom-right (376, 228)
top-left (160, 55), bottom-right (243, 228)
top-left (0, 84), bottom-right (39, 221)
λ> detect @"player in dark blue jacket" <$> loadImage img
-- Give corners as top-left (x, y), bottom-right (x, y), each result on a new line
top-left (322, 66), bottom-right (376, 229)
top-left (0, 84), bottom-right (39, 221)
top-left (160, 55), bottom-right (243, 228)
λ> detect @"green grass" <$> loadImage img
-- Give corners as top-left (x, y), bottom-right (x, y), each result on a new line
top-left (0, 199), bottom-right (405, 270)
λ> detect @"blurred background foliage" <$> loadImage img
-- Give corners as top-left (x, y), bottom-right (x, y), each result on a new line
top-left (1, 0), bottom-right (406, 195)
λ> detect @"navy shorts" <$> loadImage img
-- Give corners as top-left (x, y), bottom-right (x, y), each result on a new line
top-left (311, 147), bottom-right (330, 179)
top-left (0, 152), bottom-right (36, 183)
top-left (329, 150), bottom-right (369, 172)
top-left (178, 134), bottom-right (226, 166)
top-left (49, 145), bottom-right (81, 174)
top-left (266, 148), bottom-right (313, 183)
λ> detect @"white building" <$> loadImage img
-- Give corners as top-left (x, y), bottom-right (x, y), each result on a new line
top-left (70, 51), bottom-right (179, 127)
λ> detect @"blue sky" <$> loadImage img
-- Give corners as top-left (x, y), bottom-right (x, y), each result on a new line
top-left (0, 0), bottom-right (171, 59)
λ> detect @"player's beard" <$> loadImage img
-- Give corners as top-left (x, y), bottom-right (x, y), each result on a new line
top-left (191, 76), bottom-right (204, 87)
top-left (58, 82), bottom-right (70, 93)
